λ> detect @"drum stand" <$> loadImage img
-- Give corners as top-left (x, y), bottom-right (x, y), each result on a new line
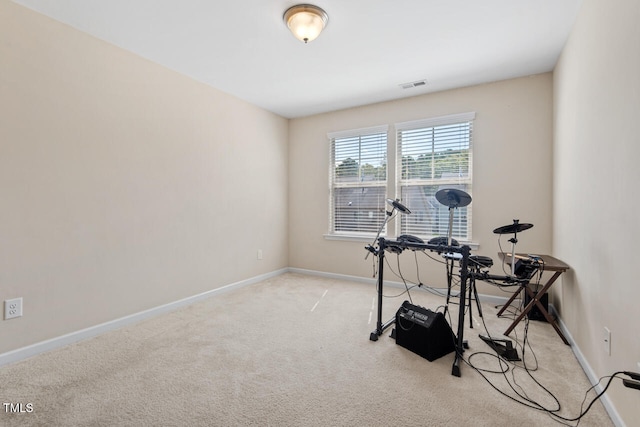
top-left (433, 189), bottom-right (475, 376)
top-left (492, 220), bottom-right (534, 318)
top-left (443, 252), bottom-right (490, 328)
top-left (367, 192), bottom-right (476, 377)
top-left (471, 220), bottom-right (534, 361)
top-left (366, 199), bottom-right (412, 340)
top-left (435, 189), bottom-right (478, 325)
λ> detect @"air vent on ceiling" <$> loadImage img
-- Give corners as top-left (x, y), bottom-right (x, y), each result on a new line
top-left (400, 79), bottom-right (428, 89)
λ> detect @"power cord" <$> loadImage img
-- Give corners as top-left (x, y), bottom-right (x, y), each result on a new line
top-left (461, 298), bottom-right (636, 426)
top-left (372, 236), bottom-right (638, 425)
top-left (380, 252), bottom-right (449, 299)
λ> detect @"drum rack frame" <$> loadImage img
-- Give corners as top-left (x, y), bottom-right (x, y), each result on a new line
top-left (368, 237), bottom-right (471, 377)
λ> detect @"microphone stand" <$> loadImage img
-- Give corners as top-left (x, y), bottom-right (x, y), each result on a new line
top-left (367, 199), bottom-right (410, 342)
top-left (365, 207), bottom-right (396, 260)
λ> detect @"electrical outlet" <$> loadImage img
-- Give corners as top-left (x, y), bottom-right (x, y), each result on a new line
top-left (604, 327), bottom-right (611, 355)
top-left (257, 249), bottom-right (263, 260)
top-left (4, 297), bottom-right (23, 320)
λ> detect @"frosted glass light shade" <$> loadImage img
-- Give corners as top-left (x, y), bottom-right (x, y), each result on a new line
top-left (284, 4), bottom-right (328, 43)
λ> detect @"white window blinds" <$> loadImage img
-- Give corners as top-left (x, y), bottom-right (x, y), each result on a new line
top-left (328, 126), bottom-right (388, 234)
top-left (396, 113), bottom-right (474, 240)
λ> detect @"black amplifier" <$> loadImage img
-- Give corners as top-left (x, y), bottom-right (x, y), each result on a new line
top-left (524, 291), bottom-right (549, 321)
top-left (395, 301), bottom-right (456, 362)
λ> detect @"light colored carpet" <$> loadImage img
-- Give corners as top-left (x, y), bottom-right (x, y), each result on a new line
top-left (0, 273), bottom-right (613, 426)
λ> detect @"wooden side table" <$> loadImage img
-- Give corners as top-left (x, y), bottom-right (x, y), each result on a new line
top-left (497, 253), bottom-right (570, 345)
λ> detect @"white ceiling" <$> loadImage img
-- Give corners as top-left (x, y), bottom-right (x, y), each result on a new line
top-left (13, 0), bottom-right (582, 119)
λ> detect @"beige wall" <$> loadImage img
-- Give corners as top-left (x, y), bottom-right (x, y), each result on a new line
top-left (4, 0), bottom-right (636, 423)
top-left (0, 2), bottom-right (289, 353)
top-left (553, 0), bottom-right (640, 424)
top-left (289, 75), bottom-right (554, 295)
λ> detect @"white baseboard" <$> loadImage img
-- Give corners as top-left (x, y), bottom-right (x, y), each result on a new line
top-left (0, 268), bottom-right (287, 368)
top-left (549, 306), bottom-right (624, 427)
top-left (1, 267), bottom-right (401, 368)
top-left (288, 267), bottom-right (510, 305)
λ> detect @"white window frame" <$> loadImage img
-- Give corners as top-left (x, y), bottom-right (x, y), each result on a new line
top-left (327, 125), bottom-right (389, 238)
top-left (395, 112), bottom-right (475, 242)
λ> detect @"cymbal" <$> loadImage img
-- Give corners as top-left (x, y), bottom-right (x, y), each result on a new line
top-left (386, 198), bottom-right (411, 214)
top-left (493, 222), bottom-right (533, 234)
top-left (435, 188), bottom-right (472, 208)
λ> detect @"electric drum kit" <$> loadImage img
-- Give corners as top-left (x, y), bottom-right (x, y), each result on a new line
top-left (367, 188), bottom-right (539, 376)
top-left (368, 188), bottom-right (535, 281)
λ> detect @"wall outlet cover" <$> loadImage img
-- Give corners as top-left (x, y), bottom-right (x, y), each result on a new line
top-left (4, 297), bottom-right (23, 320)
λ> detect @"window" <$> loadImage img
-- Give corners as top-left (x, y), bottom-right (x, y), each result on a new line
top-left (396, 112), bottom-right (474, 241)
top-left (328, 126), bottom-right (388, 235)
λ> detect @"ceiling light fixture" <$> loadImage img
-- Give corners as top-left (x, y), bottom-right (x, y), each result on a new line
top-left (283, 4), bottom-right (328, 44)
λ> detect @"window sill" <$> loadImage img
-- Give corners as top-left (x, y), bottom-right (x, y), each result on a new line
top-left (324, 234), bottom-right (378, 243)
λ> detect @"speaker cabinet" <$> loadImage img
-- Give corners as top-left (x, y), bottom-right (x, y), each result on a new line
top-left (394, 301), bottom-right (456, 361)
top-left (524, 292), bottom-right (549, 321)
